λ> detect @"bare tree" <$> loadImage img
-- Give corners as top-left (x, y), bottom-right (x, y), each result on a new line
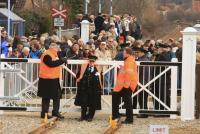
top-left (88, 0), bottom-right (155, 22)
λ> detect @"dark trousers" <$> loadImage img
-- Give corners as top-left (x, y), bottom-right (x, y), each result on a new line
top-left (81, 106), bottom-right (96, 119)
top-left (112, 88), bottom-right (133, 121)
top-left (41, 98), bottom-right (60, 116)
top-left (133, 89), bottom-right (148, 109)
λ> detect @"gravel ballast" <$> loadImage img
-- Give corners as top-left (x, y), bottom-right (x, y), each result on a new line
top-left (0, 112), bottom-right (41, 134)
top-left (0, 112), bottom-right (200, 134)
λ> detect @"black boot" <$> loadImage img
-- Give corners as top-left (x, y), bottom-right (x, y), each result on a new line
top-left (52, 112), bottom-right (64, 119)
top-left (121, 118), bottom-right (133, 124)
top-left (79, 107), bottom-right (88, 121)
top-left (87, 107), bottom-right (95, 122)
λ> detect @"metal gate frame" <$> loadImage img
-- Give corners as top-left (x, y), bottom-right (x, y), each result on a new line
top-left (0, 59), bottom-right (180, 119)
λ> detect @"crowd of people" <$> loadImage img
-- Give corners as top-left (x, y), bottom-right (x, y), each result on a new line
top-left (0, 13), bottom-right (184, 63)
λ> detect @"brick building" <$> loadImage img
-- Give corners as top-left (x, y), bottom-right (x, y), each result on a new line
top-left (193, 0), bottom-right (200, 12)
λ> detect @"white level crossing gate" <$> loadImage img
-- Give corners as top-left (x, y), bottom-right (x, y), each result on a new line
top-left (0, 58), bottom-right (180, 119)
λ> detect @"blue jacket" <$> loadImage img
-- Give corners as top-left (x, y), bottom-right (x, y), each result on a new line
top-left (1, 40), bottom-right (9, 57)
top-left (30, 49), bottom-right (41, 59)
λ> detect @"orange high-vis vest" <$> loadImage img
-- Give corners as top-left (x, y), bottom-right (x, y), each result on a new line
top-left (39, 48), bottom-right (61, 79)
top-left (114, 56), bottom-right (138, 92)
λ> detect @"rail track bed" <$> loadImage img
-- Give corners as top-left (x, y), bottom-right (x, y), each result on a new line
top-left (0, 112), bottom-right (41, 134)
top-left (1, 112), bottom-right (200, 134)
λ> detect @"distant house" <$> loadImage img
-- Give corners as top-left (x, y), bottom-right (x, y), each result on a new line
top-left (14, 0), bottom-right (59, 10)
top-left (193, 0), bottom-right (200, 12)
top-left (0, 0), bottom-right (16, 8)
top-left (14, 0), bottom-right (34, 10)
top-left (0, 8), bottom-right (25, 36)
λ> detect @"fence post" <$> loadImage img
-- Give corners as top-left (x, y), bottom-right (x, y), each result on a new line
top-left (81, 20), bottom-right (90, 44)
top-left (181, 27), bottom-right (197, 121)
top-left (170, 60), bottom-right (178, 119)
top-left (0, 62), bottom-right (5, 114)
top-left (196, 64), bottom-right (200, 119)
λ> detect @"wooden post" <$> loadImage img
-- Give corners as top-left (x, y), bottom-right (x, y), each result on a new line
top-left (195, 64), bottom-right (200, 119)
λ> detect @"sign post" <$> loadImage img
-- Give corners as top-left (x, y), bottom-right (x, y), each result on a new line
top-left (52, 7), bottom-right (67, 39)
top-left (54, 18), bottom-right (65, 27)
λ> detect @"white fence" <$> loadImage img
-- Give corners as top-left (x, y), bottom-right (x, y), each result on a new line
top-left (60, 28), bottom-right (80, 39)
top-left (0, 59), bottom-right (181, 119)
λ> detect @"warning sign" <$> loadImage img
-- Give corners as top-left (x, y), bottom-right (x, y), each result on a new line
top-left (54, 18), bottom-right (64, 27)
top-left (149, 125), bottom-right (169, 134)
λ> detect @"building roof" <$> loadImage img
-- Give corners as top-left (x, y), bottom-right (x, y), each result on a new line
top-left (0, 8), bottom-right (25, 21)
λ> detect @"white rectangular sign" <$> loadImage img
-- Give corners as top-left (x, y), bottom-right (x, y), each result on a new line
top-left (54, 18), bottom-right (64, 27)
top-left (149, 125), bottom-right (169, 134)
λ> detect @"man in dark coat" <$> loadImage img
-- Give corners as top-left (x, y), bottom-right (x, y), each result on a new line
top-left (154, 43), bottom-right (172, 111)
top-left (75, 55), bottom-right (102, 122)
top-left (94, 13), bottom-right (105, 34)
top-left (37, 43), bottom-right (67, 119)
top-left (114, 43), bottom-right (130, 61)
top-left (133, 47), bottom-right (150, 118)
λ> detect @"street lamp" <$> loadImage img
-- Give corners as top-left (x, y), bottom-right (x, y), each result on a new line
top-left (7, 0), bottom-right (11, 37)
top-left (85, 0), bottom-right (90, 15)
top-left (98, 0), bottom-right (102, 14)
top-left (110, 0), bottom-right (113, 15)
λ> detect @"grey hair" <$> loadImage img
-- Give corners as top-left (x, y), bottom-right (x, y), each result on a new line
top-left (22, 47), bottom-right (30, 53)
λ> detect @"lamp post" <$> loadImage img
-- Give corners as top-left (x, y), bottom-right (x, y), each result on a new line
top-left (0, 26), bottom-right (4, 115)
top-left (7, 0), bottom-right (11, 37)
top-left (98, 0), bottom-right (102, 14)
top-left (110, 0), bottom-right (113, 15)
top-left (85, 0), bottom-right (90, 15)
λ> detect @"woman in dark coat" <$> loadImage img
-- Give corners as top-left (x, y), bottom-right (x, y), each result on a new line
top-left (75, 55), bottom-right (102, 122)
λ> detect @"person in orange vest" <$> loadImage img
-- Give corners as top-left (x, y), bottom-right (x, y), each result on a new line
top-left (37, 42), bottom-right (67, 119)
top-left (112, 47), bottom-right (138, 124)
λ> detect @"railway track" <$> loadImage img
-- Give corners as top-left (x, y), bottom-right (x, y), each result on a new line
top-left (28, 116), bottom-right (58, 134)
top-left (1, 112), bottom-right (200, 134)
top-left (103, 117), bottom-right (123, 134)
top-left (27, 113), bottom-right (125, 134)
